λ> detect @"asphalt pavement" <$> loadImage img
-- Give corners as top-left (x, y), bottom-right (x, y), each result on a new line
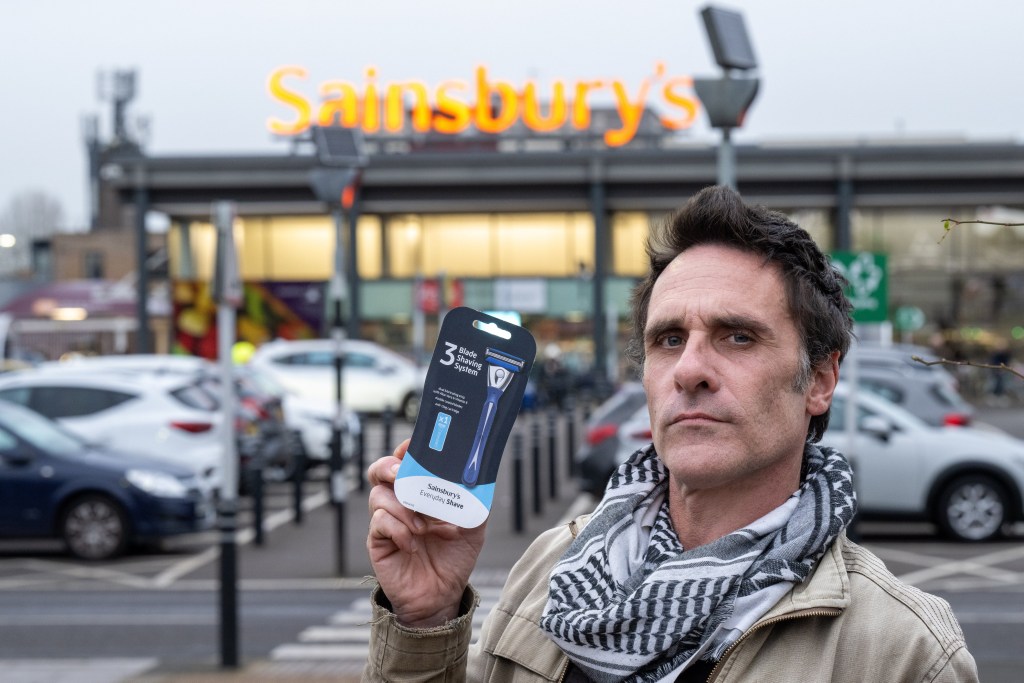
top-left (131, 413), bottom-right (587, 681)
top-left (5, 403), bottom-right (1023, 682)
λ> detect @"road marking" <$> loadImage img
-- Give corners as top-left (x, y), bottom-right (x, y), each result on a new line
top-left (2, 614), bottom-right (214, 626)
top-left (894, 544), bottom-right (1024, 587)
top-left (150, 489), bottom-right (331, 588)
top-left (0, 658), bottom-right (158, 682)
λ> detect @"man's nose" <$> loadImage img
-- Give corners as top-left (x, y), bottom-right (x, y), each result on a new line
top-left (672, 337), bottom-right (718, 393)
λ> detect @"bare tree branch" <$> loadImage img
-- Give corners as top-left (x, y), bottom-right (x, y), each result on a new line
top-left (938, 217), bottom-right (1024, 243)
top-left (911, 355), bottom-right (1024, 381)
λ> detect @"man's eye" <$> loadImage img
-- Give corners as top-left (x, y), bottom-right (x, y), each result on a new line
top-left (660, 334), bottom-right (683, 348)
top-left (729, 332), bottom-right (753, 344)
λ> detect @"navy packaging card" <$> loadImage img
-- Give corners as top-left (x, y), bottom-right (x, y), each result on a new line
top-left (395, 307), bottom-right (536, 528)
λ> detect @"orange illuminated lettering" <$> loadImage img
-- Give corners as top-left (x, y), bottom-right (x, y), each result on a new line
top-left (572, 81), bottom-right (605, 129)
top-left (266, 63), bottom-right (701, 146)
top-left (267, 66), bottom-right (312, 136)
top-left (474, 66), bottom-right (518, 134)
top-left (363, 67), bottom-right (380, 133)
top-left (522, 82), bottom-right (568, 132)
top-left (318, 81), bottom-right (360, 127)
top-left (660, 77), bottom-right (699, 130)
top-left (385, 82), bottom-right (432, 133)
top-left (434, 81), bottom-right (472, 134)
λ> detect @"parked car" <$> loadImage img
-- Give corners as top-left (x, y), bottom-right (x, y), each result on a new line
top-left (235, 363), bottom-right (361, 469)
top-left (822, 384), bottom-right (1024, 541)
top-left (0, 368), bottom-right (223, 495)
top-left (848, 344), bottom-right (974, 426)
top-left (574, 382), bottom-right (648, 496)
top-left (601, 383), bottom-right (1024, 542)
top-left (0, 400), bottom-right (214, 560)
top-left (248, 339), bottom-right (425, 421)
top-left (46, 354), bottom-right (304, 485)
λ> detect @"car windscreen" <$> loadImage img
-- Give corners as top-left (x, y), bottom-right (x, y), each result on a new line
top-left (171, 383), bottom-right (220, 411)
top-left (1, 405), bottom-right (85, 456)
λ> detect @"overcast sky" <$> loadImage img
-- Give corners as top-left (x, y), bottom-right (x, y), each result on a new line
top-left (3, 0), bottom-right (1023, 230)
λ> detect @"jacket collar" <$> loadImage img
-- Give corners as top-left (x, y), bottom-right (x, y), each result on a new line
top-left (760, 532), bottom-right (852, 620)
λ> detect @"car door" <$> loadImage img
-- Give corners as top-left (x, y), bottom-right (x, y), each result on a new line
top-left (23, 385), bottom-right (137, 447)
top-left (823, 395), bottom-right (926, 515)
top-left (0, 425), bottom-right (60, 537)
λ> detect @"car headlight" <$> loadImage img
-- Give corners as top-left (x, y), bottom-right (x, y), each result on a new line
top-left (126, 469), bottom-right (190, 498)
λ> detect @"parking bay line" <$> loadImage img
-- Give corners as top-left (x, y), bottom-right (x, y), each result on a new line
top-left (869, 544), bottom-right (1024, 587)
top-left (151, 489), bottom-right (331, 588)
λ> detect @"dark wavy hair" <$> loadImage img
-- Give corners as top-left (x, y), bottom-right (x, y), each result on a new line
top-left (626, 185), bottom-right (853, 443)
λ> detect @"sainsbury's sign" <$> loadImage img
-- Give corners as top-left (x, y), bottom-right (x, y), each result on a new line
top-left (267, 64), bottom-right (700, 147)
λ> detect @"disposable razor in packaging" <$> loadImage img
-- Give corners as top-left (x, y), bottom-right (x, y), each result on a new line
top-left (461, 348), bottom-right (526, 487)
top-left (395, 307), bottom-right (535, 528)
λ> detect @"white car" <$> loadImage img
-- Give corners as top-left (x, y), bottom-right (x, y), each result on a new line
top-left (236, 364), bottom-right (361, 465)
top-left (606, 384), bottom-right (1024, 542)
top-left (822, 384), bottom-right (1024, 541)
top-left (0, 368), bottom-right (224, 495)
top-left (248, 339), bottom-right (425, 421)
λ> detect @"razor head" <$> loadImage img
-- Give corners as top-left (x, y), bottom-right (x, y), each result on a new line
top-left (485, 348), bottom-right (525, 373)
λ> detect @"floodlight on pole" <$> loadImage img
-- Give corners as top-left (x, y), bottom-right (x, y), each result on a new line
top-left (308, 125), bottom-right (367, 577)
top-left (696, 5), bottom-right (760, 189)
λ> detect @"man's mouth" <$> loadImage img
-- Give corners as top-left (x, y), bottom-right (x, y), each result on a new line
top-left (670, 412), bottom-right (723, 425)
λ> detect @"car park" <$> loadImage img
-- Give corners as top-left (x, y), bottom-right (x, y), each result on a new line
top-left (597, 382), bottom-right (1024, 542)
top-left (248, 338), bottom-right (425, 421)
top-left (822, 384), bottom-right (1024, 541)
top-left (848, 343), bottom-right (974, 426)
top-left (0, 368), bottom-right (223, 495)
top-left (573, 382), bottom-right (647, 496)
top-left (46, 353), bottom-right (361, 476)
top-left (235, 363), bottom-right (361, 469)
top-left (0, 400), bottom-right (214, 560)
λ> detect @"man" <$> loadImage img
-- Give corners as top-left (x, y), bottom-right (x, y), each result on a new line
top-left (365, 186), bottom-right (978, 682)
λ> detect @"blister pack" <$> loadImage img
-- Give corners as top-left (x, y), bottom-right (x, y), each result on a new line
top-left (395, 307), bottom-right (536, 528)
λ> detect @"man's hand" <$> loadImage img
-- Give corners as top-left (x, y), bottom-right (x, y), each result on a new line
top-left (367, 438), bottom-right (486, 628)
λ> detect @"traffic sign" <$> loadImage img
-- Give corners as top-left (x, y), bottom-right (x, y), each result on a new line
top-left (831, 251), bottom-right (888, 323)
top-left (894, 305), bottom-right (926, 332)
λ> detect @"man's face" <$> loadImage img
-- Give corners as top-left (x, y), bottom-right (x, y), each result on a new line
top-left (642, 244), bottom-right (836, 494)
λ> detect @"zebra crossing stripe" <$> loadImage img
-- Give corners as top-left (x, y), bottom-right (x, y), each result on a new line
top-left (271, 595), bottom-right (503, 662)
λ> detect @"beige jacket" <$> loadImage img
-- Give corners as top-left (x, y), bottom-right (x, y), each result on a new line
top-left (364, 516), bottom-right (978, 682)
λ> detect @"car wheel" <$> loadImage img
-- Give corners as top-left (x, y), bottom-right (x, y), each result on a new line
top-left (400, 392), bottom-right (420, 422)
top-left (936, 474), bottom-right (1009, 542)
top-left (61, 495), bottom-right (129, 561)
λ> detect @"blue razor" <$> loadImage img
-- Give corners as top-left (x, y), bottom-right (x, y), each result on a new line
top-left (461, 347), bottom-right (525, 487)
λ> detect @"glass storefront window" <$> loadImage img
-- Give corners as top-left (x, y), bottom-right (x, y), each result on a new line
top-left (385, 212), bottom-right (596, 278)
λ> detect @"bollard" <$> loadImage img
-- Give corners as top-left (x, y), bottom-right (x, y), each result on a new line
top-left (531, 416), bottom-right (543, 515)
top-left (382, 406), bottom-right (394, 456)
top-left (292, 445), bottom-right (305, 526)
top-left (251, 462), bottom-right (265, 547)
top-left (547, 409), bottom-right (558, 500)
top-left (565, 398), bottom-right (577, 479)
top-left (512, 432), bottom-right (524, 534)
top-left (356, 413), bottom-right (367, 492)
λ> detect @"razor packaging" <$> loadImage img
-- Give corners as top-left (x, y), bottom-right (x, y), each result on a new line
top-left (395, 307), bottom-right (536, 528)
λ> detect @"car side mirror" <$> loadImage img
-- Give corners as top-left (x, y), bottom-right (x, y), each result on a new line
top-left (859, 415), bottom-right (893, 442)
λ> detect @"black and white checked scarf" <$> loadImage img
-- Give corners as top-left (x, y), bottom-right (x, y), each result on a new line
top-left (540, 443), bottom-right (856, 683)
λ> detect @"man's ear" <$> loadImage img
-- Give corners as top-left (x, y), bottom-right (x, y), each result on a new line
top-left (806, 351), bottom-right (840, 416)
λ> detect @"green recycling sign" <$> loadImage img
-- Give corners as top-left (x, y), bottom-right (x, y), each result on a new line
top-left (830, 251), bottom-right (888, 323)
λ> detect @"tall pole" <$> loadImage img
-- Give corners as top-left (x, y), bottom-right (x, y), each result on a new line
top-left (330, 204), bottom-right (348, 576)
top-left (134, 174), bottom-right (151, 353)
top-left (213, 201), bottom-right (240, 669)
top-left (717, 128), bottom-right (736, 189)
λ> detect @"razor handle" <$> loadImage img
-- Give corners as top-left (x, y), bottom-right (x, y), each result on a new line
top-left (462, 386), bottom-right (503, 487)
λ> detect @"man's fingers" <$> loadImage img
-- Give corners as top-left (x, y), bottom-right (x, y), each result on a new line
top-left (366, 438), bottom-right (411, 487)
top-left (367, 482), bottom-right (426, 533)
top-left (369, 507), bottom-right (419, 554)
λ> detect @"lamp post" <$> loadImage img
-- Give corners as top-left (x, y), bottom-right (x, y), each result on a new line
top-left (694, 5), bottom-right (760, 189)
top-left (308, 126), bottom-right (367, 576)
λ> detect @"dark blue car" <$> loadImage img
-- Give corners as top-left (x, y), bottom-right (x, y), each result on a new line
top-left (0, 400), bottom-right (215, 560)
